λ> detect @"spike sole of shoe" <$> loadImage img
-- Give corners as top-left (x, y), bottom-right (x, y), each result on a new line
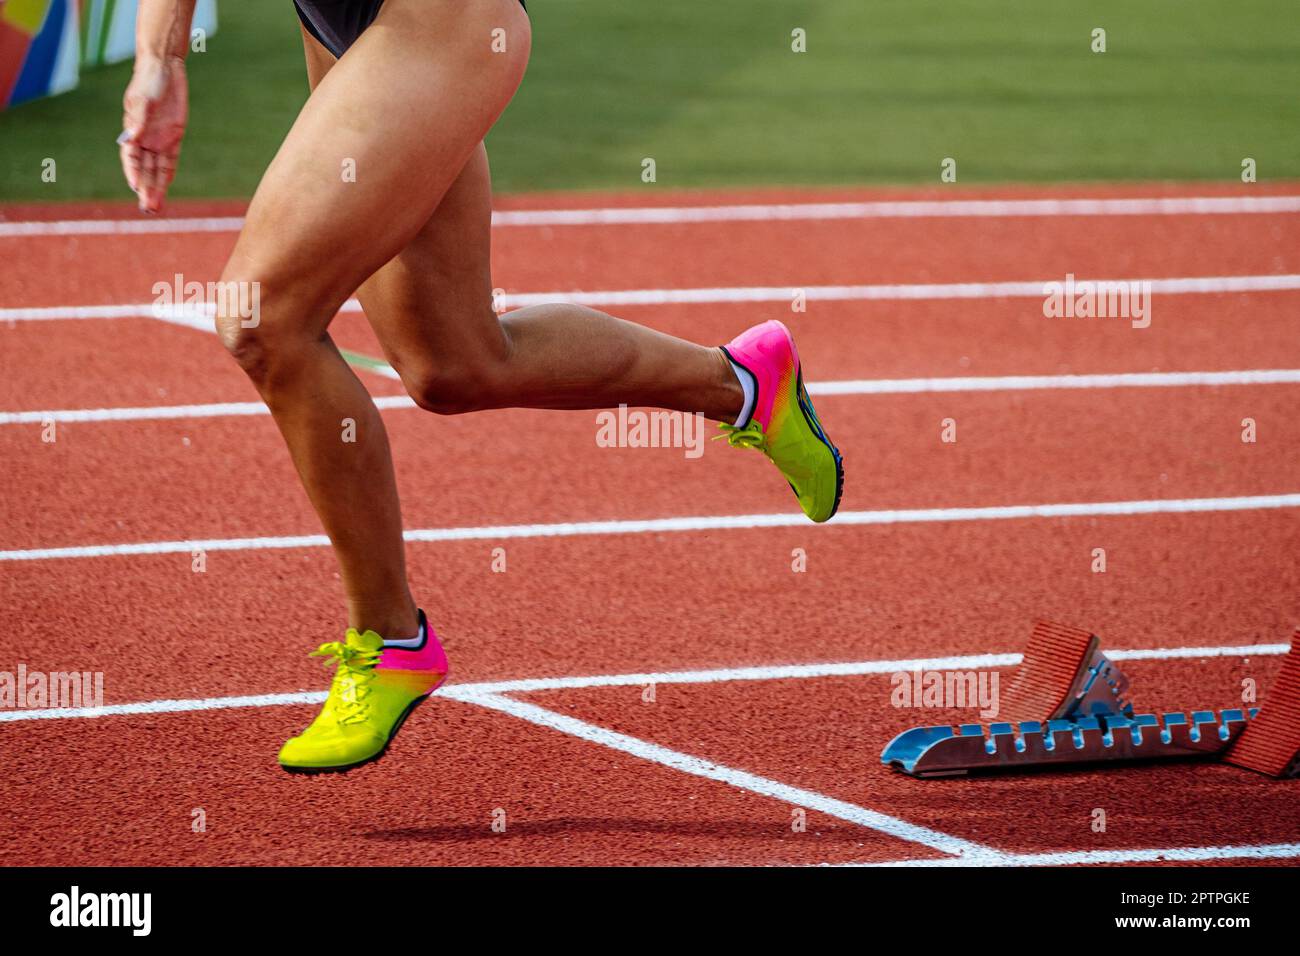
top-left (792, 369), bottom-right (844, 521)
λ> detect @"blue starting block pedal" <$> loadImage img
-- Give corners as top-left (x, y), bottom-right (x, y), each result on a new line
top-left (882, 709), bottom-right (1256, 778)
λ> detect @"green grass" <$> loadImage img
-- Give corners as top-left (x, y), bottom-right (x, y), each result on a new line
top-left (2, 0), bottom-right (1297, 201)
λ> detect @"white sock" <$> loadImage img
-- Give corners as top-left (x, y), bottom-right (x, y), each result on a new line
top-left (383, 612), bottom-right (425, 649)
top-left (724, 352), bottom-right (757, 427)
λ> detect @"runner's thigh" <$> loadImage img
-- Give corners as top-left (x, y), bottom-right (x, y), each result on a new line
top-left (222, 0), bottom-right (530, 335)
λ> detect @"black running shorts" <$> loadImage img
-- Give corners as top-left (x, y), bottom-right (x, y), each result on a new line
top-left (294, 0), bottom-right (527, 59)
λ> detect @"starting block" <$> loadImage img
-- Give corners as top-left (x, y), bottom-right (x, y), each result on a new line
top-left (881, 620), bottom-right (1300, 779)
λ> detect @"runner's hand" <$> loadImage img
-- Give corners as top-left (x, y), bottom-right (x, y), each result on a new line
top-left (119, 55), bottom-right (188, 214)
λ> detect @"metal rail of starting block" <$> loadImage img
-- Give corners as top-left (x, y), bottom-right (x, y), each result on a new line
top-left (1063, 644), bottom-right (1133, 719)
top-left (882, 709), bottom-right (1256, 778)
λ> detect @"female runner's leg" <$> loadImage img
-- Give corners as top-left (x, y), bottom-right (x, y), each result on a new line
top-left (213, 0), bottom-right (842, 772)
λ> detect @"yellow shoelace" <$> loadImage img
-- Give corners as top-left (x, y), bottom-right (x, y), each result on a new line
top-left (310, 641), bottom-right (381, 724)
top-left (715, 420), bottom-right (767, 451)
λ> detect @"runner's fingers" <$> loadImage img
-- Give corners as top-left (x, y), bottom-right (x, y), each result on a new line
top-left (142, 168), bottom-right (176, 213)
top-left (137, 149), bottom-right (162, 212)
top-left (138, 148), bottom-right (180, 213)
top-left (119, 138), bottom-right (143, 194)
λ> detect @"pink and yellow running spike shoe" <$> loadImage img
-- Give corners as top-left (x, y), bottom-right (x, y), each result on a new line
top-left (278, 609), bottom-right (449, 773)
top-left (719, 320), bottom-right (843, 522)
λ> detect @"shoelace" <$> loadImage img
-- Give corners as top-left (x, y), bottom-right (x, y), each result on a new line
top-left (715, 420), bottom-right (767, 451)
top-left (310, 641), bottom-right (382, 724)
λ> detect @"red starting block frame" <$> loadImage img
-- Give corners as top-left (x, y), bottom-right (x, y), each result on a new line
top-left (1226, 628), bottom-right (1300, 777)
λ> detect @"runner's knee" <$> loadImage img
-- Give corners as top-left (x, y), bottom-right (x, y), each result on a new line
top-left (404, 360), bottom-right (502, 416)
top-left (214, 271), bottom-right (318, 387)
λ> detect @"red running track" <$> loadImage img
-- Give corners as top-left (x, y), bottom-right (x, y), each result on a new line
top-left (1, 183), bottom-right (1298, 866)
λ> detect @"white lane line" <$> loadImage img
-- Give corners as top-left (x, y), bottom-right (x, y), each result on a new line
top-left (450, 690), bottom-right (1000, 860)
top-left (4, 492), bottom-right (1300, 563)
top-left (0, 301), bottom-right (348, 322)
top-left (8, 368), bottom-right (1300, 425)
top-left (2, 641), bottom-right (1284, 724)
top-left (439, 654), bottom-right (1025, 698)
top-left (0, 217), bottom-right (248, 237)
top-left (1, 304), bottom-right (168, 320)
top-left (0, 394), bottom-right (415, 425)
top-left (1107, 644), bottom-right (1290, 662)
top-left (501, 274), bottom-right (1300, 308)
top-left (496, 196), bottom-right (1300, 224)
top-left (816, 368), bottom-right (1300, 395)
top-left (5, 272), bottom-right (1300, 323)
top-left (853, 842), bottom-right (1300, 867)
top-left (1, 400), bottom-right (290, 425)
top-left (0, 690), bottom-right (325, 723)
top-left (4, 195), bottom-right (1300, 237)
top-left (440, 642), bottom-right (1287, 696)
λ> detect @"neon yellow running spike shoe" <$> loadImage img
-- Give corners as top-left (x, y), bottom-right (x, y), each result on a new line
top-left (718, 320), bottom-right (843, 522)
top-left (278, 609), bottom-right (449, 773)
